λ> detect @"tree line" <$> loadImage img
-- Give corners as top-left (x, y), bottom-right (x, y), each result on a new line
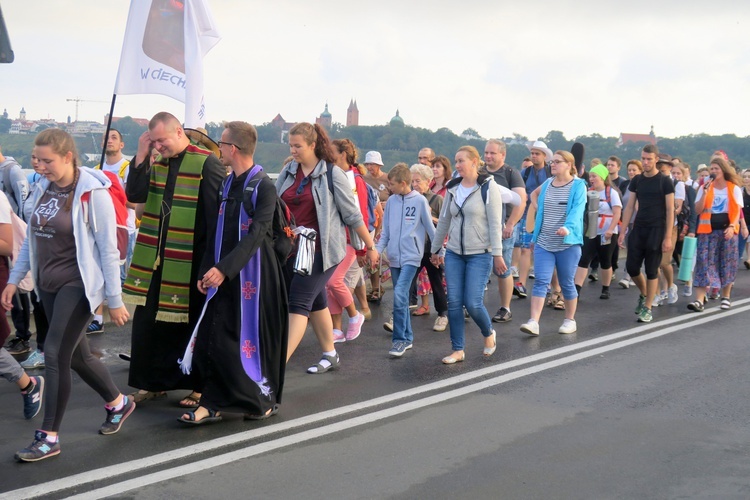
top-left (1, 118), bottom-right (748, 177)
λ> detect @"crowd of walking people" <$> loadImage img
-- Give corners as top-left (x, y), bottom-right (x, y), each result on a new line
top-left (2, 113), bottom-right (747, 462)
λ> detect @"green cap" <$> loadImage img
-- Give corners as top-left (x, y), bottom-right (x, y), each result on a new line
top-left (590, 164), bottom-right (609, 182)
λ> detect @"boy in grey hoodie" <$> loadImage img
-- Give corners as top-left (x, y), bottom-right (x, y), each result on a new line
top-left (375, 165), bottom-right (439, 357)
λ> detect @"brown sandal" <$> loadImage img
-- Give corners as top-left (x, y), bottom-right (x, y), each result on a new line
top-left (129, 390), bottom-right (167, 403)
top-left (554, 295), bottom-right (566, 310)
top-left (368, 286), bottom-right (385, 303)
top-left (178, 392), bottom-right (201, 408)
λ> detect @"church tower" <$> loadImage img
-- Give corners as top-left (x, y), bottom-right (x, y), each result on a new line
top-left (346, 99), bottom-right (359, 127)
top-left (315, 103), bottom-right (332, 130)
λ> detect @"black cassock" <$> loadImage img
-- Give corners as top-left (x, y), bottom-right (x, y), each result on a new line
top-left (194, 171), bottom-right (288, 415)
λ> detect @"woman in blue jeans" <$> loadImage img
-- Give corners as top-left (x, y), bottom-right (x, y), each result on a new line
top-left (521, 150), bottom-right (586, 336)
top-left (431, 146), bottom-right (507, 364)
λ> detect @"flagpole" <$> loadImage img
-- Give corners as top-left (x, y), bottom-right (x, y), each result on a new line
top-left (98, 93), bottom-right (118, 167)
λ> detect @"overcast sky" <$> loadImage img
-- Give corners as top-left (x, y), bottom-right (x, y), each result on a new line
top-left (3, 0), bottom-right (749, 141)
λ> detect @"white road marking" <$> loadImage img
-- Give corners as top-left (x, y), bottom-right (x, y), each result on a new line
top-left (6, 300), bottom-right (748, 500)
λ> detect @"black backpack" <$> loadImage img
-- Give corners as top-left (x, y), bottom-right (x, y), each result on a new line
top-left (522, 164), bottom-right (552, 184)
top-left (237, 175), bottom-right (297, 262)
top-left (675, 179), bottom-right (694, 237)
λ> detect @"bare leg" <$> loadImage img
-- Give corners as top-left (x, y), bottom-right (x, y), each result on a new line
top-left (16, 372), bottom-right (31, 390)
top-left (353, 283), bottom-right (370, 317)
top-left (574, 267), bottom-right (588, 287)
top-left (331, 312), bottom-right (342, 332)
top-left (645, 278), bottom-right (659, 309)
top-left (309, 308), bottom-right (335, 353)
top-left (518, 248), bottom-right (531, 285)
top-left (564, 297), bottom-right (578, 320)
top-left (286, 313), bottom-right (309, 362)
top-left (528, 296), bottom-right (545, 322)
top-left (499, 275), bottom-right (513, 309)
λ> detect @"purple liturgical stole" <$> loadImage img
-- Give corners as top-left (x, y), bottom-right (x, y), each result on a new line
top-left (212, 165), bottom-right (270, 395)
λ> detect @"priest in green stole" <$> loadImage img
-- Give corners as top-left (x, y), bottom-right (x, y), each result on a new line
top-left (124, 112), bottom-right (225, 406)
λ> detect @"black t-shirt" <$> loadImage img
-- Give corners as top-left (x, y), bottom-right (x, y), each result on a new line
top-left (628, 172), bottom-right (675, 228)
top-left (485, 164), bottom-right (524, 222)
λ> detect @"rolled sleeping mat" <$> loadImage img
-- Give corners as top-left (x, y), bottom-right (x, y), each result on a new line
top-left (585, 191), bottom-right (600, 239)
top-left (678, 236), bottom-right (698, 282)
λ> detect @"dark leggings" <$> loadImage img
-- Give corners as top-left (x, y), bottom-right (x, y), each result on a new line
top-left (31, 291), bottom-right (49, 351)
top-left (578, 236), bottom-right (617, 270)
top-left (412, 248), bottom-right (448, 315)
top-left (285, 253), bottom-right (338, 317)
top-left (38, 286), bottom-right (119, 432)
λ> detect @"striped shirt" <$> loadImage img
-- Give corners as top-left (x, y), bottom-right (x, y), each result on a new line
top-left (537, 180), bottom-right (574, 252)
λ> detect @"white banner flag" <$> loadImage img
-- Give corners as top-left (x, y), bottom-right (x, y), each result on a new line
top-left (114, 0), bottom-right (221, 128)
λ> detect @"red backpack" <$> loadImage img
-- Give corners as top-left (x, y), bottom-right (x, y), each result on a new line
top-left (81, 170), bottom-right (129, 264)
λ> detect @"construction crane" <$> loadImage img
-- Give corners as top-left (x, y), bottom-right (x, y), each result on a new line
top-left (66, 97), bottom-right (108, 122)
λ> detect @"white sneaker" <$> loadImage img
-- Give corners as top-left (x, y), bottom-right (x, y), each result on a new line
top-left (520, 319), bottom-right (539, 336)
top-left (558, 319), bottom-right (577, 334)
top-left (433, 316), bottom-right (448, 332)
top-left (667, 284), bottom-right (679, 304)
top-left (510, 266), bottom-right (519, 279)
top-left (618, 277), bottom-right (630, 289)
top-left (529, 268), bottom-right (535, 279)
top-left (682, 282), bottom-right (693, 297)
top-left (653, 292), bottom-right (666, 307)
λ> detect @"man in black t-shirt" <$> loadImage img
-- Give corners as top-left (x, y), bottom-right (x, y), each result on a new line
top-left (482, 139), bottom-right (527, 322)
top-left (618, 144), bottom-right (675, 323)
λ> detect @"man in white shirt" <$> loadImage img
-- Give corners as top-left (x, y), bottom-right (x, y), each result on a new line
top-left (654, 155), bottom-right (684, 306)
top-left (87, 129), bottom-right (138, 333)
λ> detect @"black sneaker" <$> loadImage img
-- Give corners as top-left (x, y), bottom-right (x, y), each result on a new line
top-left (86, 320), bottom-right (104, 335)
top-left (6, 337), bottom-right (31, 356)
top-left (15, 430), bottom-right (61, 462)
top-left (492, 307), bottom-right (512, 323)
top-left (514, 283), bottom-right (528, 298)
top-left (22, 376), bottom-right (45, 419)
top-left (600, 289), bottom-right (610, 300)
top-left (99, 396), bottom-right (136, 435)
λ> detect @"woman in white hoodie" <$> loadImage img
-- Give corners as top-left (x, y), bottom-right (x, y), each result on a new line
top-left (2, 129), bottom-right (133, 463)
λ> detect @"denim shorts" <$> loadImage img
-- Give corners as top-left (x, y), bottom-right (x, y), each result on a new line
top-left (494, 233), bottom-right (516, 278)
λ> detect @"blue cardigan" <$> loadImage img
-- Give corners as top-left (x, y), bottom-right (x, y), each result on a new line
top-left (532, 177), bottom-right (587, 246)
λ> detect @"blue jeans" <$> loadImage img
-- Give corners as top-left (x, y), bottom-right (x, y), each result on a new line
top-left (444, 250), bottom-right (493, 351)
top-left (120, 231), bottom-right (137, 284)
top-left (739, 234), bottom-right (748, 261)
top-left (532, 245), bottom-right (582, 300)
top-left (390, 265), bottom-right (419, 343)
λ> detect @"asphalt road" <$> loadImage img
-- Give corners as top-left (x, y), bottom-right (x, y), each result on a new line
top-left (2, 268), bottom-right (750, 499)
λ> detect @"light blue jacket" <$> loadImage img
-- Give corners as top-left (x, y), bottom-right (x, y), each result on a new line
top-left (376, 189), bottom-right (436, 268)
top-left (10, 168), bottom-right (123, 312)
top-left (532, 177), bottom-right (587, 246)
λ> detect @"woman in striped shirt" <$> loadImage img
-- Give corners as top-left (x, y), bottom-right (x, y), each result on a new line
top-left (521, 151), bottom-right (587, 336)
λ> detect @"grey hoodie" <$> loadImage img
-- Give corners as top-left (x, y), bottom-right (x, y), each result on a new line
top-left (0, 156), bottom-right (29, 217)
top-left (376, 189), bottom-right (436, 268)
top-left (276, 160), bottom-right (364, 271)
top-left (431, 174), bottom-right (505, 257)
top-left (10, 168), bottom-right (123, 312)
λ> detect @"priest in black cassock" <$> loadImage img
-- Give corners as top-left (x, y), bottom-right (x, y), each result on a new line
top-left (178, 121), bottom-right (288, 424)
